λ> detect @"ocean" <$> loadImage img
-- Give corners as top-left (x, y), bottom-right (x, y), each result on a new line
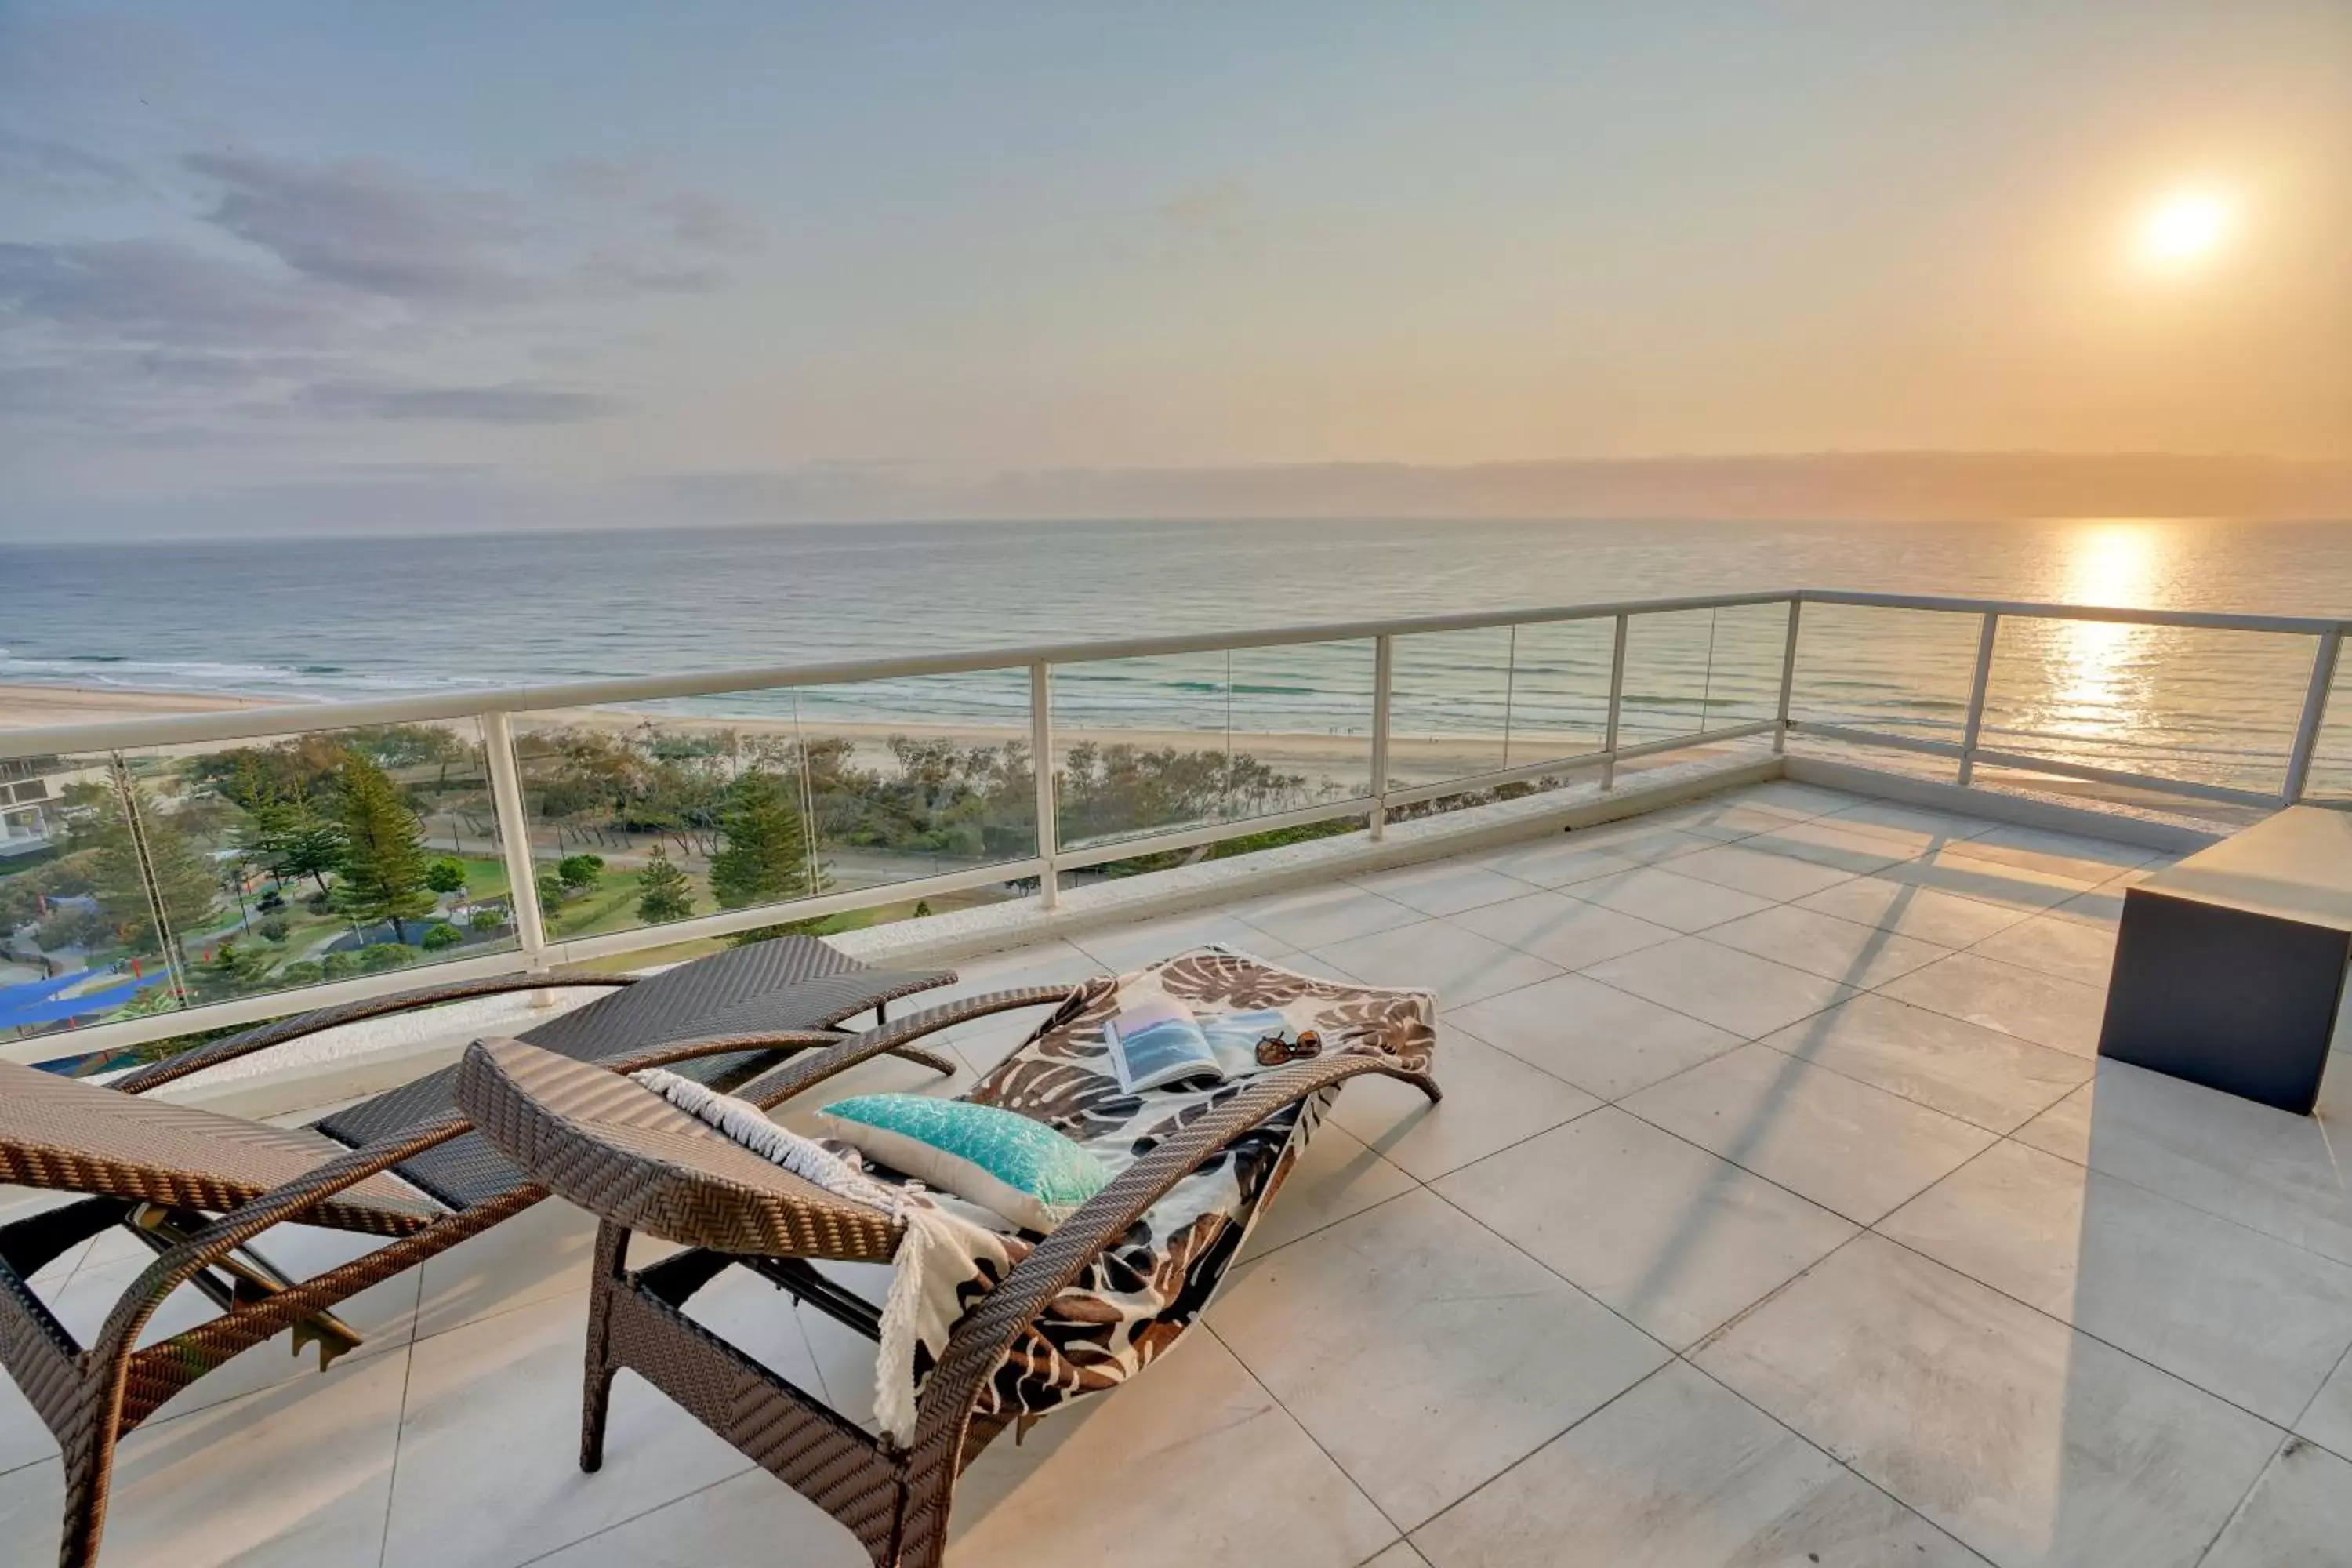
top-left (6, 516), bottom-right (2352, 792)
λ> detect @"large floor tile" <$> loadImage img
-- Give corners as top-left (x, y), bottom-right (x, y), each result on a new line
top-left (1238, 1123), bottom-right (1420, 1261)
top-left (1621, 1045), bottom-right (1994, 1224)
top-left (1793, 874), bottom-right (2034, 948)
top-left (1703, 904), bottom-right (1953, 989)
top-left (2299, 1349), bottom-right (2352, 1461)
top-left (1695, 1236), bottom-right (2281, 1568)
top-left (1364, 1542), bottom-right (1433, 1568)
top-left (1585, 938), bottom-right (1857, 1039)
top-left (1814, 798), bottom-right (1996, 852)
top-left (1944, 824), bottom-right (2156, 884)
top-left (382, 1289), bottom-right (777, 1567)
top-left (1069, 909), bottom-right (1298, 973)
top-left (953, 1330), bottom-right (1399, 1567)
top-left (2039, 868), bottom-right (2156, 930)
top-left (1446, 972), bottom-right (1740, 1100)
top-left (1446, 891), bottom-right (1679, 971)
top-left (1756, 994), bottom-right (2090, 1133)
top-left (1724, 782), bottom-right (1861, 819)
top-left (1726, 817), bottom-right (1915, 874)
top-left (409, 1188), bottom-right (604, 1341)
top-left (1309, 918), bottom-right (1563, 1009)
top-left (1348, 859), bottom-right (1544, 918)
top-left (1475, 826), bottom-right (1713, 887)
top-left (2013, 1060), bottom-right (2352, 1267)
top-left (526, 1467), bottom-right (867, 1566)
top-left (1412, 1360), bottom-right (1978, 1568)
top-left (1639, 797), bottom-right (1817, 841)
top-left (1327, 1026), bottom-right (1599, 1181)
top-left (1868, 849), bottom-right (2098, 914)
top-left (0, 1348), bottom-right (408, 1568)
top-left (1208, 1190), bottom-right (1669, 1531)
top-left (1435, 1109), bottom-right (1854, 1349)
top-left (1560, 866), bottom-right (1776, 934)
top-left (1664, 841), bottom-right (1864, 902)
top-left (1875, 953), bottom-right (2107, 1058)
top-left (1880, 1139), bottom-right (2352, 1425)
top-left (2201, 1437), bottom-right (2352, 1568)
top-left (1963, 913), bottom-right (2117, 989)
top-left (1226, 884), bottom-right (1425, 949)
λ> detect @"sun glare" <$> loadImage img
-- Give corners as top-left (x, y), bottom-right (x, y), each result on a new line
top-left (2135, 189), bottom-right (2235, 271)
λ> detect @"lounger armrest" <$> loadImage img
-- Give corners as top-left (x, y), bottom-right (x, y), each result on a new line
top-left (900, 1052), bottom-right (1439, 1477)
top-left (112, 975), bottom-right (636, 1095)
top-left (736, 986), bottom-right (1085, 1110)
top-left (87, 1110), bottom-right (479, 1373)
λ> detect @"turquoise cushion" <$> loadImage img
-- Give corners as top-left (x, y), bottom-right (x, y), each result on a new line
top-left (815, 1094), bottom-right (1111, 1232)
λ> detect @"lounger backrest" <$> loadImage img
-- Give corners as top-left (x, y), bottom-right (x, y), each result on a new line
top-left (0, 1062), bottom-right (442, 1236)
top-left (453, 1038), bottom-right (903, 1261)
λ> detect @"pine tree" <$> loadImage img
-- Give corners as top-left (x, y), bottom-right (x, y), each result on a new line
top-left (80, 770), bottom-right (220, 964)
top-left (707, 769), bottom-right (814, 909)
top-left (332, 752), bottom-right (435, 942)
top-left (635, 848), bottom-right (695, 924)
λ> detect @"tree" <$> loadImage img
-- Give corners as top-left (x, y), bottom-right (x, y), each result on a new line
top-left (534, 867), bottom-right (568, 913)
top-left (425, 856), bottom-right (467, 895)
top-left (193, 938), bottom-right (275, 1002)
top-left (468, 906), bottom-right (504, 932)
top-left (635, 849), bottom-right (694, 924)
top-left (76, 770), bottom-right (219, 967)
top-left (556, 853), bottom-right (604, 892)
top-left (707, 769), bottom-right (815, 909)
top-left (420, 922), bottom-right (464, 952)
top-left (332, 754), bottom-right (434, 942)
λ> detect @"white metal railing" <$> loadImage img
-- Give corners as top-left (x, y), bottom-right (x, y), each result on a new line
top-left (4, 586), bottom-right (2347, 1064)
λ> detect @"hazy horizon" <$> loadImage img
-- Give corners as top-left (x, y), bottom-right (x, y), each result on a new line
top-left (5, 3), bottom-right (2348, 539)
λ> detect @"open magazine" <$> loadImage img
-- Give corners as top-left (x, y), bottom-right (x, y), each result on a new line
top-left (1105, 998), bottom-right (1292, 1094)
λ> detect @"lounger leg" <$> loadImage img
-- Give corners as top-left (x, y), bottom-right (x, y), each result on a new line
top-left (54, 1403), bottom-right (117, 1568)
top-left (580, 1220), bottom-right (630, 1474)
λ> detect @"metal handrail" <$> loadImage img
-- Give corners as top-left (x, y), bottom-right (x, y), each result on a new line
top-left (6, 583), bottom-right (2348, 1064)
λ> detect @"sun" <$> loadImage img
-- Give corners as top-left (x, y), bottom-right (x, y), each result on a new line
top-left (2135, 189), bottom-right (2235, 270)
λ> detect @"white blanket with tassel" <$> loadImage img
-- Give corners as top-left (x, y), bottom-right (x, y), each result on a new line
top-left (630, 1069), bottom-right (1025, 1443)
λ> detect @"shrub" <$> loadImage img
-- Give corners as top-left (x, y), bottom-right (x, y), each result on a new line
top-left (358, 942), bottom-right (420, 973)
top-left (321, 949), bottom-right (364, 979)
top-left (420, 922), bottom-right (463, 952)
top-left (425, 857), bottom-right (468, 895)
top-left (256, 916), bottom-right (291, 942)
top-left (556, 853), bottom-right (605, 892)
top-left (534, 868), bottom-right (567, 911)
top-left (468, 907), bottom-right (503, 932)
top-left (276, 960), bottom-right (325, 985)
top-left (304, 889), bottom-right (333, 916)
top-left (255, 890), bottom-right (286, 915)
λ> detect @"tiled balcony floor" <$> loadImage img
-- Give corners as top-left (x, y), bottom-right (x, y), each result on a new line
top-left (6, 781), bottom-right (2352, 1566)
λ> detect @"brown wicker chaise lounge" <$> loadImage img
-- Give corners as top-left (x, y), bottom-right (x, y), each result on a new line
top-left (0, 935), bottom-right (980, 1567)
top-left (452, 950), bottom-right (1440, 1568)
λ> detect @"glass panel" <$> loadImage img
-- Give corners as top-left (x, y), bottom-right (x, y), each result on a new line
top-left (793, 672), bottom-right (1036, 895)
top-left (1385, 628), bottom-right (1511, 791)
top-left (1617, 609), bottom-right (1715, 746)
top-left (1054, 641), bottom-right (1374, 851)
top-left (1502, 619), bottom-right (1613, 768)
top-left (1701, 601), bottom-right (1795, 728)
top-left (1229, 640), bottom-right (1375, 807)
top-left (1788, 603), bottom-right (1983, 750)
top-left (2307, 648), bottom-right (2352, 802)
top-left (1980, 619), bottom-right (2311, 795)
top-left (0, 721), bottom-right (513, 1051)
top-left (515, 670), bottom-right (1037, 942)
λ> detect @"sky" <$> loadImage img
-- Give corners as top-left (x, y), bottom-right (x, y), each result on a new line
top-left (2, 1), bottom-right (2349, 538)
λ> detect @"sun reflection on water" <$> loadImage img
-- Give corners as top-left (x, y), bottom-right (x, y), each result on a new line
top-left (2044, 523), bottom-right (2164, 742)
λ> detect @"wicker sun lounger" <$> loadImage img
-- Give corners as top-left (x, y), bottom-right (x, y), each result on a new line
top-left (0, 935), bottom-right (964, 1567)
top-left (453, 949), bottom-right (1440, 1568)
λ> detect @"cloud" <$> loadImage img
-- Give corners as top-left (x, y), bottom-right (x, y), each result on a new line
top-left (295, 378), bottom-right (620, 424)
top-left (0, 238), bottom-right (344, 345)
top-left (1156, 179), bottom-right (1254, 243)
top-left (0, 128), bottom-right (146, 199)
top-left (187, 151), bottom-right (531, 304)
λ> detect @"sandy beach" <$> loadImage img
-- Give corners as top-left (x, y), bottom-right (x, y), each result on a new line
top-left (0, 680), bottom-right (1569, 785)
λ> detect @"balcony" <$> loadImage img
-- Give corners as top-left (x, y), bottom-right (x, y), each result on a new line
top-left (3, 592), bottom-right (2350, 1564)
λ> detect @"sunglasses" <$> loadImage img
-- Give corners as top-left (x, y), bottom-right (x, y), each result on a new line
top-left (1254, 1029), bottom-right (1323, 1067)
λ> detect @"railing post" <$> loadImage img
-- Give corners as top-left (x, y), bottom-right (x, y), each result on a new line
top-left (1369, 635), bottom-right (1395, 841)
top-left (2283, 630), bottom-right (2341, 804)
top-left (1029, 661), bottom-right (1059, 909)
top-left (483, 710), bottom-right (547, 971)
top-left (1773, 597), bottom-right (1802, 755)
top-left (1957, 612), bottom-right (1999, 787)
top-left (1601, 612), bottom-right (1629, 790)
